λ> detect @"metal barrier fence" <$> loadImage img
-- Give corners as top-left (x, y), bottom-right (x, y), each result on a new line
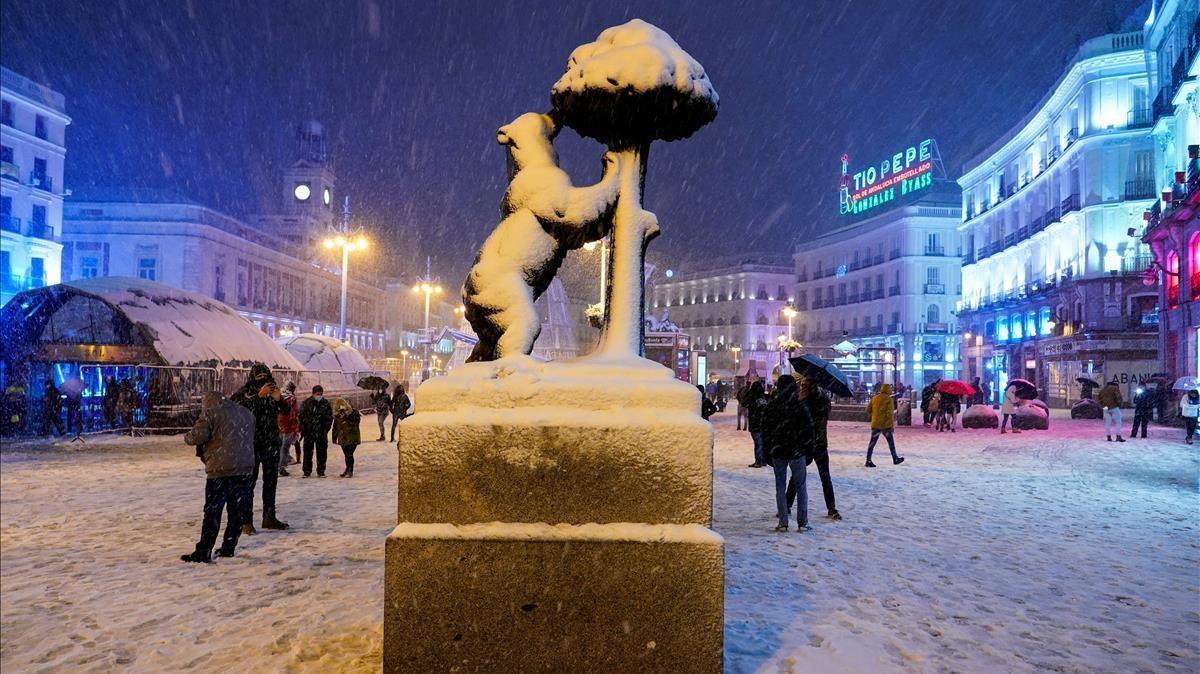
top-left (6, 364), bottom-right (392, 437)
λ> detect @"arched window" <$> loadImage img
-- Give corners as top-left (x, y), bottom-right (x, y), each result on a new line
top-left (730, 314), bottom-right (740, 325)
top-left (1166, 251), bottom-right (1180, 308)
top-left (1039, 307), bottom-right (1052, 335)
top-left (926, 304), bottom-right (940, 324)
top-left (1189, 232), bottom-right (1200, 301)
top-left (756, 312), bottom-right (769, 325)
top-left (704, 316), bottom-right (715, 327)
top-left (1025, 311), bottom-right (1037, 338)
top-left (996, 317), bottom-right (1009, 342)
top-left (1010, 313), bottom-right (1024, 340)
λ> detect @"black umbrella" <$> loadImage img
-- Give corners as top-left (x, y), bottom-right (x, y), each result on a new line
top-left (357, 375), bottom-right (389, 391)
top-left (1075, 376), bottom-right (1100, 388)
top-left (788, 354), bottom-right (854, 398)
top-left (1008, 378), bottom-right (1039, 400)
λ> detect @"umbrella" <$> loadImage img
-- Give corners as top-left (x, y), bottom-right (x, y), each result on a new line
top-left (788, 354), bottom-right (853, 398)
top-left (59, 376), bottom-right (86, 397)
top-left (1008, 378), bottom-right (1039, 400)
top-left (935, 380), bottom-right (975, 396)
top-left (356, 375), bottom-right (389, 391)
top-left (1075, 376), bottom-right (1100, 388)
top-left (1173, 376), bottom-right (1200, 391)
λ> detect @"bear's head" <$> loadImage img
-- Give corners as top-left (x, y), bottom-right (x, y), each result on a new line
top-left (497, 112), bottom-right (559, 171)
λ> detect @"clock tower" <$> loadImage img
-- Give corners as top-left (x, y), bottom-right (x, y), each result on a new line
top-left (259, 120), bottom-right (337, 251)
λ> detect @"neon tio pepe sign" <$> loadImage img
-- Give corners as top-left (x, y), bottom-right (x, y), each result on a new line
top-left (839, 139), bottom-right (935, 215)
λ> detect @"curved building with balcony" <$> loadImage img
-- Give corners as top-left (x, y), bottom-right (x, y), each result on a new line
top-left (958, 24), bottom-right (1160, 407)
top-left (1, 67), bottom-right (70, 306)
top-left (793, 180), bottom-right (963, 389)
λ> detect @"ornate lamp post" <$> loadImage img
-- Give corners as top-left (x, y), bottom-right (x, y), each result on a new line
top-left (412, 258), bottom-right (444, 381)
top-left (322, 197), bottom-right (367, 342)
top-left (782, 306), bottom-right (797, 342)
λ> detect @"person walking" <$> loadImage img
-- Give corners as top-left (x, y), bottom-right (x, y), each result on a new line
top-left (735, 377), bottom-right (755, 431)
top-left (39, 379), bottom-right (66, 437)
top-left (102, 376), bottom-right (119, 429)
top-left (1179, 389), bottom-right (1199, 445)
top-left (118, 377), bottom-right (138, 432)
top-left (277, 382), bottom-right (300, 476)
top-left (371, 388), bottom-right (390, 441)
top-left (1129, 384), bottom-right (1158, 439)
top-left (919, 381), bottom-right (937, 427)
top-left (865, 383), bottom-right (904, 467)
top-left (230, 363), bottom-right (290, 533)
top-left (332, 398), bottom-right (361, 478)
top-left (181, 391), bottom-right (256, 563)
top-left (790, 378), bottom-right (839, 520)
top-left (762, 374), bottom-right (815, 532)
top-left (1097, 379), bottom-right (1125, 442)
top-left (744, 380), bottom-right (768, 467)
top-left (999, 383), bottom-right (1022, 434)
top-left (698, 385), bottom-right (717, 420)
top-left (299, 385), bottom-right (333, 478)
top-left (388, 383), bottom-right (411, 443)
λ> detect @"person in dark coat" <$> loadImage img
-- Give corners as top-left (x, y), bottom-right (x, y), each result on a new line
top-left (1130, 384), bottom-right (1159, 439)
top-left (181, 391), bottom-right (256, 563)
top-left (230, 363), bottom-right (290, 532)
top-left (698, 385), bottom-right (717, 420)
top-left (332, 398), bottom-right (362, 477)
top-left (919, 380), bottom-right (941, 426)
top-left (371, 388), bottom-right (390, 441)
top-left (789, 378), bottom-right (839, 520)
top-left (762, 374), bottom-right (815, 532)
top-left (102, 376), bottom-right (120, 429)
top-left (388, 384), bottom-right (411, 443)
top-left (298, 385), bottom-right (334, 477)
top-left (744, 380), bottom-right (768, 468)
top-left (968, 377), bottom-right (983, 406)
top-left (39, 379), bottom-right (65, 437)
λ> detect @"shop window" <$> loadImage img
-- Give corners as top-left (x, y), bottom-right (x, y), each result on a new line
top-left (1025, 312), bottom-right (1036, 338)
top-left (1166, 252), bottom-right (1179, 308)
top-left (1010, 313), bottom-right (1023, 340)
top-left (997, 317), bottom-right (1009, 342)
top-left (1189, 232), bottom-right (1200, 301)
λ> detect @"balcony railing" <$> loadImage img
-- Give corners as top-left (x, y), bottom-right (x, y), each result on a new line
top-left (2, 273), bottom-right (45, 295)
top-left (924, 322), bottom-right (949, 333)
top-left (963, 251), bottom-right (976, 265)
top-left (870, 288), bottom-right (884, 300)
top-left (888, 285), bottom-right (900, 296)
top-left (847, 293), bottom-right (859, 304)
top-left (30, 174), bottom-right (53, 192)
top-left (924, 283), bottom-right (945, 294)
top-left (1124, 179), bottom-right (1156, 200)
top-left (889, 249), bottom-right (900, 260)
top-left (1, 215), bottom-right (19, 233)
top-left (886, 323), bottom-right (901, 334)
top-left (1127, 108), bottom-right (1152, 128)
top-left (1061, 193), bottom-right (1080, 214)
top-left (795, 272), bottom-right (808, 282)
top-left (1044, 206), bottom-right (1060, 225)
top-left (1120, 255), bottom-right (1153, 275)
top-left (872, 254), bottom-right (884, 265)
top-left (26, 223), bottom-right (53, 239)
top-left (924, 245), bottom-right (945, 256)
top-left (0, 161), bottom-right (18, 182)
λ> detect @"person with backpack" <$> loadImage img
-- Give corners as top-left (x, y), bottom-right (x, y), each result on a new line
top-left (865, 383), bottom-right (904, 467)
top-left (762, 374), bottom-right (815, 532)
top-left (331, 398), bottom-right (361, 478)
top-left (388, 384), bottom-right (411, 443)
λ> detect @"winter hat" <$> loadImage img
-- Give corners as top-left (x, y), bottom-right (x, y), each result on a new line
top-left (249, 363), bottom-right (273, 382)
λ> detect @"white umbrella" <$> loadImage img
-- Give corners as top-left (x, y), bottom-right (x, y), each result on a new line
top-left (59, 376), bottom-right (86, 397)
top-left (1173, 376), bottom-right (1199, 391)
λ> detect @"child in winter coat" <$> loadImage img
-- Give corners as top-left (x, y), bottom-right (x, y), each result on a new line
top-left (331, 399), bottom-right (362, 478)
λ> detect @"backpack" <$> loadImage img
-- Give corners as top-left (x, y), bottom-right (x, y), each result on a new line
top-left (927, 395), bottom-right (940, 412)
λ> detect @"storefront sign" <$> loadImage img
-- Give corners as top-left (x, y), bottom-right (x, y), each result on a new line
top-left (1039, 337), bottom-right (1157, 356)
top-left (838, 139), bottom-right (936, 215)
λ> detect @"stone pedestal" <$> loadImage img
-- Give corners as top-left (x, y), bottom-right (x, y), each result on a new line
top-left (386, 356), bottom-right (722, 672)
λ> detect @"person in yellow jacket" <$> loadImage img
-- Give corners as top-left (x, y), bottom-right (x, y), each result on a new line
top-left (865, 383), bottom-right (904, 468)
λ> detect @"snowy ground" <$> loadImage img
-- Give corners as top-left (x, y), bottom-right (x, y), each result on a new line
top-left (2, 410), bottom-right (1197, 673)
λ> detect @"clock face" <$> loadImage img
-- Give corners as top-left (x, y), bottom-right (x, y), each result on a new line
top-left (323, 187), bottom-right (331, 206)
top-left (294, 183), bottom-right (311, 201)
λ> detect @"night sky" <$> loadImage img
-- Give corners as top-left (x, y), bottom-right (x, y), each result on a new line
top-left (1, 0), bottom-right (1145, 286)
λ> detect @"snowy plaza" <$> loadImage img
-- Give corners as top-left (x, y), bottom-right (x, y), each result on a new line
top-left (2, 409), bottom-right (1196, 673)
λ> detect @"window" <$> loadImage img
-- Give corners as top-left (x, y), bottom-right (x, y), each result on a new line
top-left (138, 257), bottom-right (157, 281)
top-left (31, 204), bottom-right (46, 232)
top-left (33, 158), bottom-right (47, 186)
top-left (35, 115), bottom-right (47, 139)
top-left (1166, 251), bottom-right (1180, 308)
top-left (777, 285), bottom-right (787, 301)
top-left (756, 284), bottom-right (768, 300)
top-left (1190, 232), bottom-right (1200, 301)
top-left (214, 265), bottom-right (225, 300)
top-left (0, 100), bottom-right (11, 126)
top-left (80, 257), bottom-right (99, 278)
top-left (1039, 307), bottom-right (1052, 335)
top-left (29, 257), bottom-right (45, 286)
top-left (926, 304), bottom-right (940, 324)
top-left (1, 250), bottom-right (9, 283)
top-left (0, 144), bottom-right (12, 164)
top-left (926, 267), bottom-right (940, 285)
top-left (1025, 312), bottom-right (1037, 338)
top-left (1010, 313), bottom-right (1023, 340)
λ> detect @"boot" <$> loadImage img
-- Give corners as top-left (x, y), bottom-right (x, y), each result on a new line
top-left (181, 552), bottom-right (213, 564)
top-left (261, 517), bottom-right (289, 530)
top-left (893, 456), bottom-right (905, 465)
top-left (278, 468), bottom-right (289, 477)
top-left (339, 470), bottom-right (349, 478)
top-left (827, 509), bottom-right (842, 521)
top-left (376, 435), bottom-right (385, 441)
top-left (1116, 435), bottom-right (1125, 442)
top-left (241, 523), bottom-right (256, 536)
top-left (865, 460), bottom-right (877, 468)
top-left (773, 524), bottom-right (788, 532)
top-left (1107, 435), bottom-right (1112, 442)
top-left (216, 547), bottom-right (235, 558)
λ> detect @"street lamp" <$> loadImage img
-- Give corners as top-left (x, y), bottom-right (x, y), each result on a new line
top-left (411, 257), bottom-right (444, 381)
top-left (322, 197), bottom-right (367, 341)
top-left (782, 306), bottom-right (797, 342)
top-left (400, 348), bottom-right (409, 383)
top-left (731, 344), bottom-right (741, 370)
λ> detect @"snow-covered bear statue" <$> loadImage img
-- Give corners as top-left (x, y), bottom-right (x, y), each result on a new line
top-left (462, 112), bottom-right (621, 362)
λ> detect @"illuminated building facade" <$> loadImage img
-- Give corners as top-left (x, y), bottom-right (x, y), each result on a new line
top-left (794, 179), bottom-right (963, 389)
top-left (958, 24), bottom-right (1160, 407)
top-left (1141, 0), bottom-right (1200, 388)
top-left (1, 67), bottom-right (70, 306)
